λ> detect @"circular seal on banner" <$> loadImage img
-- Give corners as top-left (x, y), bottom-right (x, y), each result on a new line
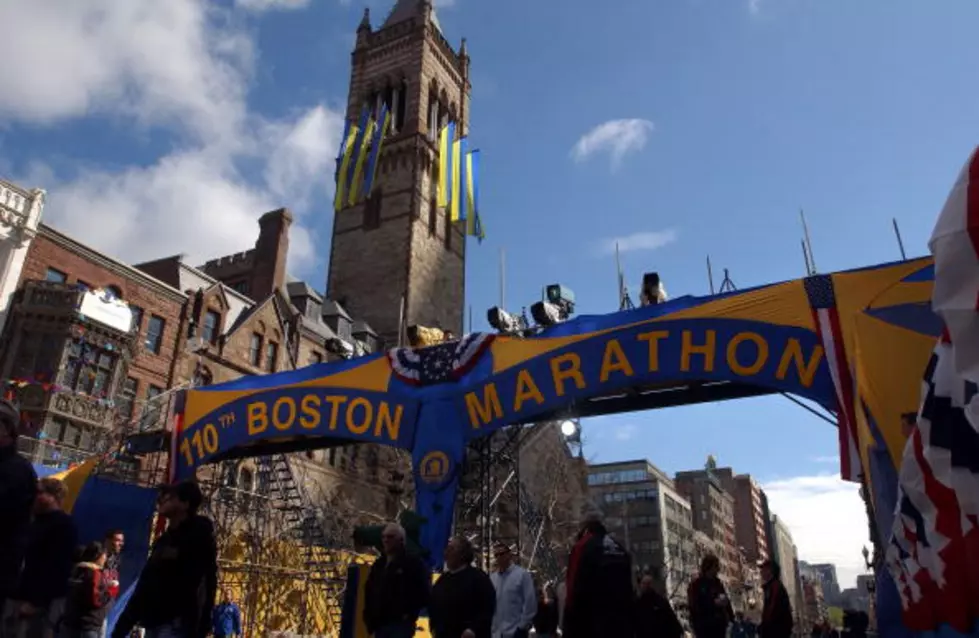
top-left (418, 451), bottom-right (451, 485)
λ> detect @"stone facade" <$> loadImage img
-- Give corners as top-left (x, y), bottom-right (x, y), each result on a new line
top-left (0, 180), bottom-right (44, 334)
top-left (328, 2), bottom-right (468, 346)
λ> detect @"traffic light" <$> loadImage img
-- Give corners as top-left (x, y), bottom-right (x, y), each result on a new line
top-left (352, 510), bottom-right (430, 559)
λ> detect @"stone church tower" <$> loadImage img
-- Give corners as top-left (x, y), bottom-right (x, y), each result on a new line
top-left (327, 0), bottom-right (470, 347)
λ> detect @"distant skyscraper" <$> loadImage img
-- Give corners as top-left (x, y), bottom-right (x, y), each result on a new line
top-left (808, 563), bottom-right (842, 606)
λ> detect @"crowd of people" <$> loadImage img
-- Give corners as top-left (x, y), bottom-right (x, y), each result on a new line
top-left (360, 512), bottom-right (810, 638)
top-left (1, 403), bottom-right (224, 638)
top-left (3, 396), bottom-right (868, 638)
top-left (0, 400), bottom-right (126, 638)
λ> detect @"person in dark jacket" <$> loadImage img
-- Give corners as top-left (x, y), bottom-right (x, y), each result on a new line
top-left (112, 481), bottom-right (217, 638)
top-left (0, 399), bottom-right (37, 622)
top-left (687, 554), bottom-right (733, 638)
top-left (562, 513), bottom-right (635, 638)
top-left (635, 574), bottom-right (683, 638)
top-left (758, 560), bottom-right (793, 638)
top-left (362, 523), bottom-right (431, 638)
top-left (428, 536), bottom-right (495, 638)
top-left (532, 583), bottom-right (559, 638)
top-left (210, 591), bottom-right (241, 638)
top-left (16, 477), bottom-right (79, 638)
top-left (62, 542), bottom-right (113, 638)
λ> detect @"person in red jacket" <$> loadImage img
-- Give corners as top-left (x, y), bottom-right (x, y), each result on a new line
top-left (562, 514), bottom-right (635, 638)
top-left (62, 542), bottom-right (113, 638)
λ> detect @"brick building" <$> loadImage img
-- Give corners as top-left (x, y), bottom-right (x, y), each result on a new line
top-left (713, 468), bottom-right (771, 564)
top-left (5, 224), bottom-right (185, 462)
top-left (327, 0), bottom-right (469, 345)
top-left (674, 458), bottom-right (739, 592)
top-left (5, 209), bottom-right (405, 517)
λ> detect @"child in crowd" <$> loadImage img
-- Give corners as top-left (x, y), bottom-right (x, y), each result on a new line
top-left (61, 542), bottom-right (113, 638)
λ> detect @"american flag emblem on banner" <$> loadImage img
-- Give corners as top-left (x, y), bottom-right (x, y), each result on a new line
top-left (804, 274), bottom-right (861, 482)
top-left (388, 332), bottom-right (495, 385)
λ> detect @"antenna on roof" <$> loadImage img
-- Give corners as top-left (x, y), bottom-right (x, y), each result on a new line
top-left (616, 243), bottom-right (635, 310)
top-left (707, 255), bottom-right (716, 295)
top-left (719, 268), bottom-right (737, 293)
top-left (800, 209), bottom-right (817, 274)
top-left (801, 240), bottom-right (813, 277)
top-left (893, 218), bottom-right (907, 260)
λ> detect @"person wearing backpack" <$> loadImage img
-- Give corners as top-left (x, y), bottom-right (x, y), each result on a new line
top-left (61, 542), bottom-right (113, 638)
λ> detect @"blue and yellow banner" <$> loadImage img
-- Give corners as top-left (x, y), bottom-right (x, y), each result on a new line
top-left (436, 124), bottom-right (485, 241)
top-left (335, 106), bottom-right (392, 212)
top-left (176, 256), bottom-right (938, 571)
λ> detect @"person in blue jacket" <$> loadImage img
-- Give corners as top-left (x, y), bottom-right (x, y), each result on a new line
top-left (210, 591), bottom-right (241, 638)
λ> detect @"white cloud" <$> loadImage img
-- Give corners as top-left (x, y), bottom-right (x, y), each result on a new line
top-left (613, 424), bottom-right (637, 441)
top-left (235, 0), bottom-right (311, 11)
top-left (749, 0), bottom-right (762, 14)
top-left (0, 0), bottom-right (343, 276)
top-left (812, 455), bottom-right (838, 464)
top-left (598, 229), bottom-right (678, 255)
top-left (763, 474), bottom-right (871, 589)
top-left (571, 118), bottom-right (654, 169)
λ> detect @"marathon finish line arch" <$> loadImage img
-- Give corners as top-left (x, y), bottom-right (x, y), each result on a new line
top-left (173, 258), bottom-right (938, 570)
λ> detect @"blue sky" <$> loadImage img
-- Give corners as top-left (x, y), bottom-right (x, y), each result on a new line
top-left (2, 0), bottom-right (977, 585)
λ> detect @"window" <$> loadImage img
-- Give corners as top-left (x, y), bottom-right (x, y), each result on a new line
top-left (76, 280), bottom-right (91, 291)
top-left (105, 285), bottom-right (123, 300)
top-left (140, 385), bottom-right (164, 431)
top-left (249, 333), bottom-right (262, 366)
top-left (130, 305), bottom-right (144, 333)
top-left (45, 268), bottom-right (67, 283)
top-left (117, 378), bottom-right (138, 422)
top-left (265, 342), bottom-right (278, 372)
top-left (202, 311), bottom-right (220, 343)
top-left (62, 339), bottom-right (117, 395)
top-left (230, 281), bottom-right (250, 295)
top-left (12, 333), bottom-right (62, 381)
top-left (145, 315), bottom-right (165, 354)
top-left (310, 352), bottom-right (323, 365)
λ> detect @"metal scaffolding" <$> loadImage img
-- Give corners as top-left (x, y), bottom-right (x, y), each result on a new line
top-left (454, 424), bottom-right (562, 582)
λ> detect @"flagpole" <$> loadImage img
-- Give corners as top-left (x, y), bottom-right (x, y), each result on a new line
top-left (615, 242), bottom-right (624, 308)
top-left (892, 218), bottom-right (907, 260)
top-left (800, 209), bottom-right (817, 274)
top-left (707, 255), bottom-right (715, 295)
top-left (802, 240), bottom-right (812, 277)
top-left (499, 247), bottom-right (506, 309)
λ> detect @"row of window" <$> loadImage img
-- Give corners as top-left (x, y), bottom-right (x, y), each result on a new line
top-left (589, 468), bottom-right (649, 485)
top-left (602, 488), bottom-right (658, 503)
top-left (606, 515), bottom-right (659, 529)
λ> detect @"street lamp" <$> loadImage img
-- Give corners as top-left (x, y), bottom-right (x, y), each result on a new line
top-left (862, 545), bottom-right (873, 571)
top-left (560, 420), bottom-right (578, 438)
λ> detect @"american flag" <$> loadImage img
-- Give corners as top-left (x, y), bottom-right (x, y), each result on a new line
top-left (888, 335), bottom-right (979, 631)
top-left (804, 274), bottom-right (861, 482)
top-left (388, 332), bottom-right (495, 385)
